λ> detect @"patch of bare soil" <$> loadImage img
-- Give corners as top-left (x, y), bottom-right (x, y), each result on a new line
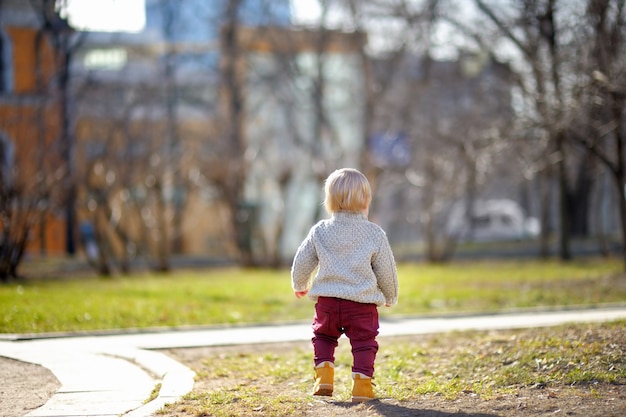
top-left (166, 337), bottom-right (626, 417)
top-left (0, 356), bottom-right (60, 417)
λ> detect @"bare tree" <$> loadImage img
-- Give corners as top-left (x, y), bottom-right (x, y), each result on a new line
top-left (0, 0), bottom-right (79, 281)
top-left (72, 0), bottom-right (228, 274)
top-left (570, 0), bottom-right (626, 268)
top-left (340, 0), bottom-right (516, 261)
top-left (472, 0), bottom-right (564, 259)
top-left (207, 0), bottom-right (369, 266)
top-left (75, 76), bottom-right (199, 274)
top-left (470, 0), bottom-right (625, 268)
top-left (0, 132), bottom-right (50, 281)
top-left (218, 0), bottom-right (252, 264)
top-left (32, 0), bottom-right (83, 256)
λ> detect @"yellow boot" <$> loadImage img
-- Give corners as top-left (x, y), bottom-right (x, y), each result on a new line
top-left (351, 372), bottom-right (374, 402)
top-left (313, 361), bottom-right (334, 396)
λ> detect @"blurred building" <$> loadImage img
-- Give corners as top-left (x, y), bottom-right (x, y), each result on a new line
top-left (70, 0), bottom-right (367, 264)
top-left (0, 0), bottom-right (68, 256)
top-left (234, 26), bottom-right (367, 263)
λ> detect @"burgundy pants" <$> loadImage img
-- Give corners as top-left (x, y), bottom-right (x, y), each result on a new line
top-left (312, 296), bottom-right (379, 377)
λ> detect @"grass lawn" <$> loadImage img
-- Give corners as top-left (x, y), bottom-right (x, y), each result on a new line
top-left (1, 258), bottom-right (625, 334)
top-left (161, 320), bottom-right (626, 417)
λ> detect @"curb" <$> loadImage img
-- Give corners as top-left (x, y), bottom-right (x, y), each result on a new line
top-left (121, 349), bottom-right (195, 417)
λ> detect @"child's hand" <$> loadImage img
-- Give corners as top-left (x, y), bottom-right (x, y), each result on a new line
top-left (384, 303), bottom-right (391, 307)
top-left (295, 290), bottom-right (308, 299)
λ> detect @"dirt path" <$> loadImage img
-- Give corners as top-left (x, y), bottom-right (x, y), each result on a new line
top-left (0, 356), bottom-right (60, 417)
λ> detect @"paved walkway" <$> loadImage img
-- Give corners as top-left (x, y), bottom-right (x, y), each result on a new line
top-left (1, 306), bottom-right (625, 417)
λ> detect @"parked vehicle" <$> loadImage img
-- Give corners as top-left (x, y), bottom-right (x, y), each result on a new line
top-left (446, 199), bottom-right (540, 242)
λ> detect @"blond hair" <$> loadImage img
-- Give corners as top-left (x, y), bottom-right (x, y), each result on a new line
top-left (323, 168), bottom-right (372, 214)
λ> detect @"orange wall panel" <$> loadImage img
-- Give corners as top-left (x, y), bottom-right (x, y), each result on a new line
top-left (7, 26), bottom-right (56, 94)
top-left (0, 104), bottom-right (61, 177)
top-left (1, 24), bottom-right (64, 256)
top-left (26, 212), bottom-right (67, 256)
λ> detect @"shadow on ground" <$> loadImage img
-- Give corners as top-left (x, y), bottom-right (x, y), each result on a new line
top-left (333, 400), bottom-right (498, 417)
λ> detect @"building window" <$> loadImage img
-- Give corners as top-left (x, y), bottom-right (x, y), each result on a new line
top-left (0, 30), bottom-right (14, 93)
top-left (83, 48), bottom-right (127, 70)
top-left (0, 134), bottom-right (15, 187)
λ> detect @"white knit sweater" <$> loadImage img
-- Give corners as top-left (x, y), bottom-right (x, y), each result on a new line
top-left (291, 211), bottom-right (398, 306)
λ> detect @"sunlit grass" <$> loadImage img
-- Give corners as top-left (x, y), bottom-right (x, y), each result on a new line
top-left (160, 320), bottom-right (626, 416)
top-left (373, 320), bottom-right (626, 399)
top-left (1, 258), bottom-right (625, 333)
top-left (398, 259), bottom-right (625, 311)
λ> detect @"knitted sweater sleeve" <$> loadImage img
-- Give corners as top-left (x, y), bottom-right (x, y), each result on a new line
top-left (372, 231), bottom-right (399, 306)
top-left (291, 226), bottom-right (318, 292)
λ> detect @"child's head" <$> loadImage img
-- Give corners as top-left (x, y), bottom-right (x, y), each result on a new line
top-left (323, 168), bottom-right (372, 214)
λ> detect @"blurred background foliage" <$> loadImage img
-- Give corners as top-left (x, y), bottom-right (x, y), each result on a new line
top-left (0, 0), bottom-right (624, 279)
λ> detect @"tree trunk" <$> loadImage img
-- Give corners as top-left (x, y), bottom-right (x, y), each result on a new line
top-left (570, 152), bottom-right (595, 237)
top-left (221, 0), bottom-right (251, 265)
top-left (538, 168), bottom-right (552, 258)
top-left (556, 132), bottom-right (571, 260)
top-left (612, 104), bottom-right (626, 271)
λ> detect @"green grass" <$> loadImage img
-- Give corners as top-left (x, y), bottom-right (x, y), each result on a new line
top-left (375, 322), bottom-right (626, 400)
top-left (1, 258), bottom-right (625, 334)
top-left (160, 320), bottom-right (626, 416)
